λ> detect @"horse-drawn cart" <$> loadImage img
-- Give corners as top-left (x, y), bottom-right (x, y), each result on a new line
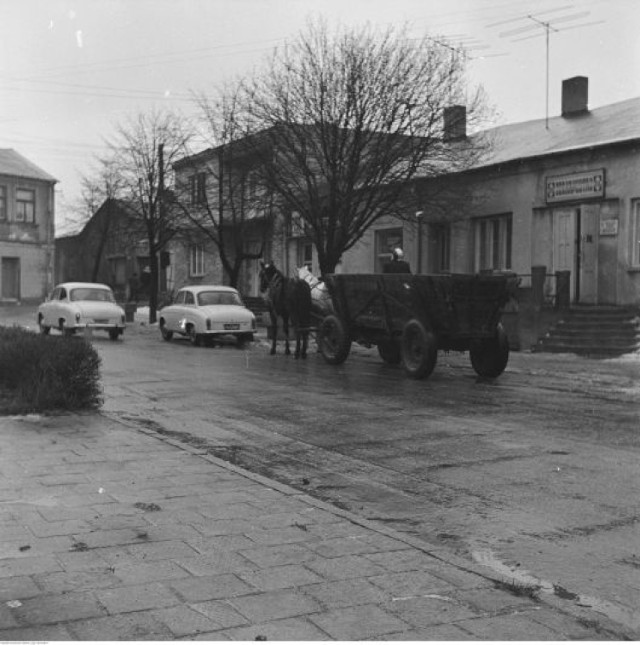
top-left (317, 272), bottom-right (518, 379)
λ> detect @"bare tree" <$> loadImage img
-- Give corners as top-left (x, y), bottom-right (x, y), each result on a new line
top-left (171, 86), bottom-right (272, 288)
top-left (236, 19), bottom-right (492, 275)
top-left (103, 110), bottom-right (194, 323)
top-left (76, 158), bottom-right (129, 283)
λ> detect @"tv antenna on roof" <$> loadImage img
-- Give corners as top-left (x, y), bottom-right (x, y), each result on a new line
top-left (527, 15), bottom-right (557, 130)
top-left (495, 9), bottom-right (605, 129)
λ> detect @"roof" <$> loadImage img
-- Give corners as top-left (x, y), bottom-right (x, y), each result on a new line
top-left (476, 96), bottom-right (640, 169)
top-left (55, 282), bottom-right (113, 290)
top-left (0, 149), bottom-right (57, 183)
top-left (179, 285), bottom-right (239, 293)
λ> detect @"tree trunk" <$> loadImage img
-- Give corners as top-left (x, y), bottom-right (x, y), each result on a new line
top-left (148, 252), bottom-right (159, 324)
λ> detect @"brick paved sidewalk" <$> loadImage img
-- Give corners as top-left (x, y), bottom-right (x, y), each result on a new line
top-left (0, 413), bottom-right (626, 640)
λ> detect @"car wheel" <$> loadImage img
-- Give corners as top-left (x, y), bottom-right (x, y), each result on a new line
top-left (159, 319), bottom-right (173, 341)
top-left (188, 325), bottom-right (201, 347)
top-left (108, 329), bottom-right (121, 341)
top-left (38, 315), bottom-right (51, 335)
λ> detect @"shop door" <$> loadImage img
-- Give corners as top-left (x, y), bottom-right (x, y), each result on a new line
top-left (1, 257), bottom-right (20, 300)
top-left (553, 209), bottom-right (576, 301)
top-left (578, 205), bottom-right (598, 304)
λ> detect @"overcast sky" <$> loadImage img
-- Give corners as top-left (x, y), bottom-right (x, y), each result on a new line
top-left (1, 0), bottom-right (639, 230)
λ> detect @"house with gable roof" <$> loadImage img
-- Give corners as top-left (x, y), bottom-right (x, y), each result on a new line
top-left (0, 149), bottom-right (56, 303)
top-left (330, 76), bottom-right (640, 351)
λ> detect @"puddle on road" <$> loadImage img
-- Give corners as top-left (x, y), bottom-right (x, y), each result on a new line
top-left (472, 548), bottom-right (640, 633)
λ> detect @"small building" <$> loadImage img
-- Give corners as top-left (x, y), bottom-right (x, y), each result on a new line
top-left (55, 198), bottom-right (172, 303)
top-left (0, 149), bottom-right (56, 303)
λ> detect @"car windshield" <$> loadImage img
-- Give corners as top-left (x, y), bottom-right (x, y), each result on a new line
top-left (197, 291), bottom-right (243, 306)
top-left (70, 288), bottom-right (116, 303)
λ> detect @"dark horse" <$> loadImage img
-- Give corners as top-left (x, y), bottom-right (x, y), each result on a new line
top-left (259, 261), bottom-right (312, 358)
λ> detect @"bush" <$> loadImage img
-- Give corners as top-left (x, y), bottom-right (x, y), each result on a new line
top-left (0, 325), bottom-right (103, 412)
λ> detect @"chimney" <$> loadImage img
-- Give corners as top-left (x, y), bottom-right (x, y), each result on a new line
top-left (562, 76), bottom-right (589, 117)
top-left (443, 105), bottom-right (466, 140)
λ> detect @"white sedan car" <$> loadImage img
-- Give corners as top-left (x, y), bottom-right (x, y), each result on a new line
top-left (158, 285), bottom-right (256, 347)
top-left (38, 282), bottom-right (126, 340)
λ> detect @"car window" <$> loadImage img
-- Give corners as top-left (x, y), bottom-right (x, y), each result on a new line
top-left (174, 291), bottom-right (186, 305)
top-left (59, 288), bottom-right (67, 300)
top-left (184, 291), bottom-right (195, 305)
top-left (70, 288), bottom-right (115, 302)
top-left (49, 288), bottom-right (60, 300)
top-left (198, 291), bottom-right (242, 306)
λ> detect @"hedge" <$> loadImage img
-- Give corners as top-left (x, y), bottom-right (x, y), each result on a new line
top-left (0, 325), bottom-right (103, 413)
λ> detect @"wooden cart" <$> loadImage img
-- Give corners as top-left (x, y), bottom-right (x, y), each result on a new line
top-left (317, 273), bottom-right (518, 379)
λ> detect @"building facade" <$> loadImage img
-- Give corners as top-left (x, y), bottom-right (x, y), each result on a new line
top-left (324, 78), bottom-right (640, 311)
top-left (0, 149), bottom-right (56, 303)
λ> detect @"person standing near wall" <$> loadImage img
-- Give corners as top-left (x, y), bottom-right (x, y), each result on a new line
top-left (383, 248), bottom-right (411, 274)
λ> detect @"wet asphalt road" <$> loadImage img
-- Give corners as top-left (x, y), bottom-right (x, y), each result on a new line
top-left (3, 307), bottom-right (640, 634)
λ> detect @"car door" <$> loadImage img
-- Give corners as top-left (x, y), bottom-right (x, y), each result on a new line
top-left (183, 290), bottom-right (198, 331)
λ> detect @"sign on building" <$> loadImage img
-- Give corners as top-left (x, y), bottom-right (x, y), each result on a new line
top-left (546, 169), bottom-right (605, 204)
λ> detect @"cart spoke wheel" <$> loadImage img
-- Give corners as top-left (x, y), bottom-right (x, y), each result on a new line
top-left (401, 319), bottom-right (437, 379)
top-left (318, 314), bottom-right (351, 365)
top-left (469, 323), bottom-right (509, 378)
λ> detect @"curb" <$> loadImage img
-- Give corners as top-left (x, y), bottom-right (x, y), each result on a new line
top-left (105, 410), bottom-right (633, 640)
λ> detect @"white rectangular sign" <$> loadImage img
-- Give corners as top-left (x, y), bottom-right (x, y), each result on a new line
top-left (546, 169), bottom-right (605, 203)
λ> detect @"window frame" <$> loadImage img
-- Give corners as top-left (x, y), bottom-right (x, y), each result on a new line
top-left (0, 185), bottom-right (6, 221)
top-left (15, 187), bottom-right (36, 223)
top-left (632, 199), bottom-right (640, 267)
top-left (375, 227), bottom-right (403, 273)
top-left (190, 173), bottom-right (207, 205)
top-left (189, 244), bottom-right (205, 277)
top-left (473, 214), bottom-right (512, 272)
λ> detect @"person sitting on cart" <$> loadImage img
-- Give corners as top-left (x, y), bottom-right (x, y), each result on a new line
top-left (383, 247), bottom-right (411, 274)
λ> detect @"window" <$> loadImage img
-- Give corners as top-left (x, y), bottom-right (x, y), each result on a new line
top-left (189, 173), bottom-right (207, 205)
top-left (375, 228), bottom-right (403, 272)
top-left (473, 214), bottom-right (512, 271)
top-left (16, 188), bottom-right (35, 223)
top-left (0, 186), bottom-right (6, 220)
top-left (184, 291), bottom-right (195, 305)
top-left (428, 224), bottom-right (450, 273)
top-left (633, 200), bottom-right (640, 266)
top-left (189, 244), bottom-right (204, 276)
top-left (298, 240), bottom-right (313, 270)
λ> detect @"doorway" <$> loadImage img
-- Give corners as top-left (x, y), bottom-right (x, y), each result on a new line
top-left (552, 207), bottom-right (599, 303)
top-left (1, 257), bottom-right (21, 300)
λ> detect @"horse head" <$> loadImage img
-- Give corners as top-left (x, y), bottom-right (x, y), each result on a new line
top-left (259, 261), bottom-right (278, 293)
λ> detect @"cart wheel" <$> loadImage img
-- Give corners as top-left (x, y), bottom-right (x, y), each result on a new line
top-left (469, 324), bottom-right (509, 378)
top-left (401, 319), bottom-right (437, 379)
top-left (318, 314), bottom-right (351, 365)
top-left (377, 340), bottom-right (401, 365)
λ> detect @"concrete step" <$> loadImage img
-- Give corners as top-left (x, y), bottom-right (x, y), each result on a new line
top-left (536, 306), bottom-right (640, 356)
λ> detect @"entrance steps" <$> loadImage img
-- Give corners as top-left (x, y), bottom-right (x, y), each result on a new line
top-left (535, 305), bottom-right (640, 357)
